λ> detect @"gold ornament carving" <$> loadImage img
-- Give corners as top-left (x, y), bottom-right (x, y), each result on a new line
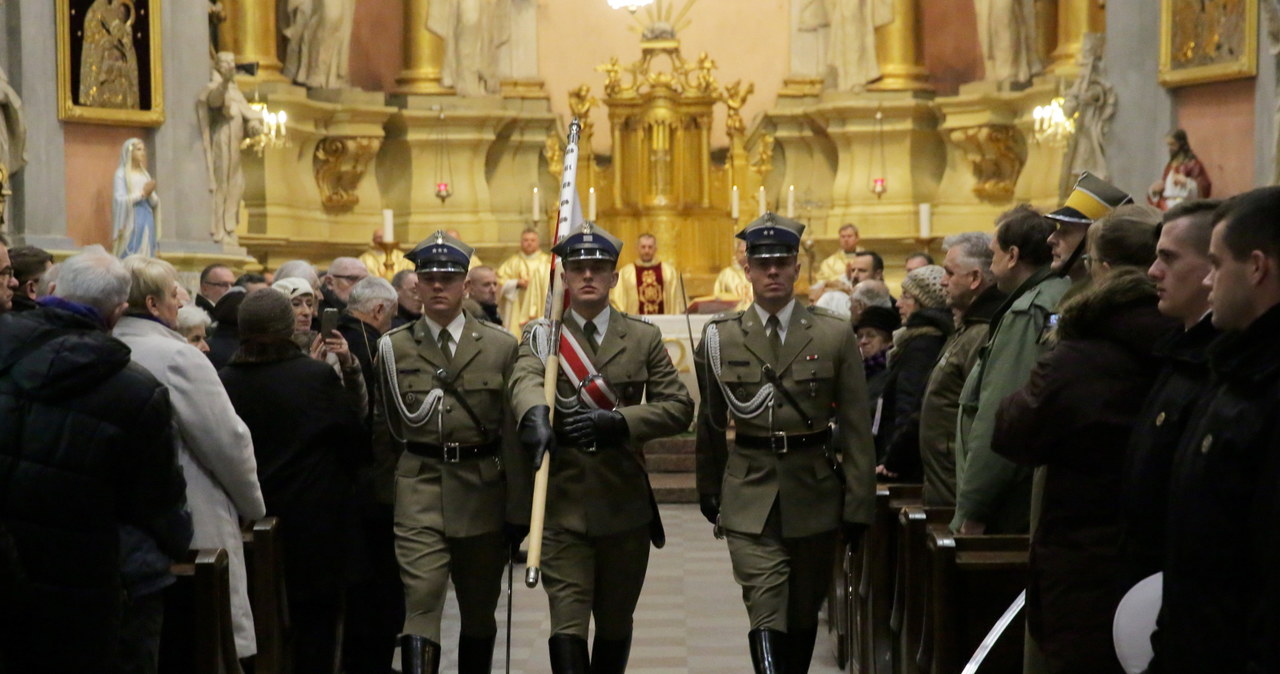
top-left (312, 137), bottom-right (382, 212)
top-left (948, 125), bottom-right (1027, 202)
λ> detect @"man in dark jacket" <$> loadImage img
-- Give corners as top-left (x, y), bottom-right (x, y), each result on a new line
top-left (0, 247), bottom-right (190, 673)
top-left (8, 244), bottom-right (53, 313)
top-left (917, 232), bottom-right (1004, 507)
top-left (0, 234), bottom-right (19, 314)
top-left (1120, 199), bottom-right (1220, 587)
top-left (1151, 187), bottom-right (1280, 673)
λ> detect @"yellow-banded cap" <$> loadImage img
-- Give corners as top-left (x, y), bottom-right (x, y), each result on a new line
top-left (1048, 171), bottom-right (1133, 225)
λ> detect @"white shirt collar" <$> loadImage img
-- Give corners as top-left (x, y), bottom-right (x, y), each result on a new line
top-left (570, 306), bottom-right (611, 344)
top-left (753, 299), bottom-right (796, 339)
top-left (422, 311), bottom-right (466, 347)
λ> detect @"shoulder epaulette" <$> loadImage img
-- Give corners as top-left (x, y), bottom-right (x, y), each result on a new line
top-left (385, 321), bottom-right (415, 337)
top-left (709, 310), bottom-right (744, 323)
top-left (477, 320), bottom-right (517, 340)
top-left (807, 305), bottom-right (845, 321)
top-left (618, 311), bottom-right (654, 326)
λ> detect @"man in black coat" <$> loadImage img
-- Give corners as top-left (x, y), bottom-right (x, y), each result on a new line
top-left (1151, 188), bottom-right (1280, 673)
top-left (1121, 199), bottom-right (1220, 587)
top-left (0, 248), bottom-right (190, 673)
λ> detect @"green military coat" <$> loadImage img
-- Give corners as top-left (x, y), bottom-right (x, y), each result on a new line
top-left (952, 270), bottom-right (1070, 533)
top-left (694, 304), bottom-right (876, 538)
top-left (377, 314), bottom-right (531, 537)
top-left (509, 310), bottom-right (694, 538)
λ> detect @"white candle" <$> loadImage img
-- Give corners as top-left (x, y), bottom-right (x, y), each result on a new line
top-left (588, 187), bottom-right (597, 221)
top-left (382, 208), bottom-right (394, 243)
top-left (786, 185), bottom-right (796, 217)
top-left (532, 187), bottom-right (541, 221)
top-left (731, 185), bottom-right (739, 220)
top-left (758, 185), bottom-right (767, 216)
top-left (918, 203), bottom-right (932, 239)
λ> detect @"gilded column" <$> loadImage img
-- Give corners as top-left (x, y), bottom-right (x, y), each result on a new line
top-left (217, 0), bottom-right (286, 81)
top-left (869, 0), bottom-right (931, 92)
top-left (396, 0), bottom-right (452, 94)
top-left (1047, 0), bottom-right (1105, 78)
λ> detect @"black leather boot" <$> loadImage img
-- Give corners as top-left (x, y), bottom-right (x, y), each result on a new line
top-left (590, 632), bottom-right (632, 674)
top-left (786, 627), bottom-right (818, 674)
top-left (458, 632), bottom-right (497, 674)
top-left (548, 633), bottom-right (591, 674)
top-left (400, 634), bottom-right (442, 674)
top-left (748, 628), bottom-right (788, 674)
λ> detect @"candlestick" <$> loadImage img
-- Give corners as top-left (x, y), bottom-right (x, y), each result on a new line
top-left (588, 187), bottom-right (597, 221)
top-left (918, 203), bottom-right (932, 239)
top-left (786, 185), bottom-right (796, 217)
top-left (731, 185), bottom-right (739, 220)
top-left (382, 209), bottom-right (394, 243)
top-left (757, 185), bottom-right (766, 216)
top-left (532, 187), bottom-right (541, 222)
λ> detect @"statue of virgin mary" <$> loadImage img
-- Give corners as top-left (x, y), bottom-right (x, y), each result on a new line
top-left (111, 138), bottom-right (161, 258)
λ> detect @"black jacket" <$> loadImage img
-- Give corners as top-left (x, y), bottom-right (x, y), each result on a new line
top-left (1150, 303), bottom-right (1280, 674)
top-left (880, 306), bottom-right (953, 481)
top-left (219, 350), bottom-right (369, 599)
top-left (336, 313), bottom-right (380, 418)
top-left (0, 303), bottom-right (190, 671)
top-left (1119, 314), bottom-right (1217, 587)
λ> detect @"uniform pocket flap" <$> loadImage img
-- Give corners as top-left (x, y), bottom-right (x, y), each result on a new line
top-left (460, 373), bottom-right (504, 390)
top-left (720, 366), bottom-right (763, 384)
top-left (792, 360), bottom-right (835, 381)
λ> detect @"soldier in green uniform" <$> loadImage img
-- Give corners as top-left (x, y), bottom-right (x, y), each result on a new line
top-left (377, 231), bottom-right (531, 674)
top-left (509, 223), bottom-right (693, 674)
top-left (694, 213), bottom-right (876, 674)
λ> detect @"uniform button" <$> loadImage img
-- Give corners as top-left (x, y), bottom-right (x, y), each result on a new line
top-left (1155, 412), bottom-right (1166, 427)
top-left (405, 392), bottom-right (417, 404)
top-left (1201, 434), bottom-right (1213, 454)
top-left (445, 405), bottom-right (453, 413)
top-left (736, 387), bottom-right (746, 397)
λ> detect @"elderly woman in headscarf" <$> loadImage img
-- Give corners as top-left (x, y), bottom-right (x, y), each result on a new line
top-left (272, 276), bottom-right (367, 415)
top-left (111, 138), bottom-right (160, 258)
top-left (218, 288), bottom-right (368, 673)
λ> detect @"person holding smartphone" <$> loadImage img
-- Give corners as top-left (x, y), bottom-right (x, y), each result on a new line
top-left (271, 278), bottom-right (367, 416)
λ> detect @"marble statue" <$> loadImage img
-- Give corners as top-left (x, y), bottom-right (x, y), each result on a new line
top-left (79, 0), bottom-right (141, 109)
top-left (1060, 33), bottom-right (1116, 199)
top-left (282, 0), bottom-right (354, 89)
top-left (799, 0), bottom-right (893, 92)
top-left (428, 0), bottom-right (512, 96)
top-left (112, 138), bottom-right (161, 258)
top-left (974, 0), bottom-right (1042, 87)
top-left (0, 64), bottom-right (25, 180)
top-left (198, 52), bottom-right (263, 245)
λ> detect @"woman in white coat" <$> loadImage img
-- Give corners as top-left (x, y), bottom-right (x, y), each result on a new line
top-left (114, 256), bottom-right (266, 658)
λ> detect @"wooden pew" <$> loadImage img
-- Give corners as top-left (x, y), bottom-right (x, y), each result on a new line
top-left (242, 517), bottom-right (291, 674)
top-left (922, 526), bottom-right (1029, 674)
top-left (893, 506), bottom-right (955, 674)
top-left (160, 548), bottom-right (243, 674)
top-left (839, 483), bottom-right (922, 674)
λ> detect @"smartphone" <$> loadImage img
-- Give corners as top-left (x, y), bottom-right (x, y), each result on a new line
top-left (320, 308), bottom-right (339, 337)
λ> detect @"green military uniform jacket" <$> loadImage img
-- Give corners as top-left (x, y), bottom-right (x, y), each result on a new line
top-left (509, 310), bottom-right (693, 538)
top-left (694, 303), bottom-right (876, 538)
top-left (377, 314), bottom-right (531, 537)
top-left (952, 269), bottom-right (1070, 533)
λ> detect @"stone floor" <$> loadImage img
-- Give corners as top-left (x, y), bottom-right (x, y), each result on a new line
top-left (430, 504), bottom-right (845, 673)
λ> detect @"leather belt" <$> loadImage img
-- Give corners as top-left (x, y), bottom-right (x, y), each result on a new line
top-left (735, 428), bottom-right (832, 455)
top-left (406, 439), bottom-right (500, 463)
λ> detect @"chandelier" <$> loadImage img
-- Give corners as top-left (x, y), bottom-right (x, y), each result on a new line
top-left (241, 101), bottom-right (289, 156)
top-left (608, 0), bottom-right (655, 12)
top-left (1032, 97), bottom-right (1074, 147)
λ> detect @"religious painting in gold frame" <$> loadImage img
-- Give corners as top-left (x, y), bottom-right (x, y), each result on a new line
top-left (1159, 0), bottom-right (1257, 88)
top-left (56, 0), bottom-right (165, 126)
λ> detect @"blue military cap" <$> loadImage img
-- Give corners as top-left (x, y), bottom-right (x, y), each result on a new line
top-left (406, 230), bottom-right (474, 274)
top-left (736, 212), bottom-right (806, 258)
top-left (551, 221), bottom-right (623, 262)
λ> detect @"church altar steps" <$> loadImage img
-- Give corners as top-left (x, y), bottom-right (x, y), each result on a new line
top-left (644, 435), bottom-right (698, 504)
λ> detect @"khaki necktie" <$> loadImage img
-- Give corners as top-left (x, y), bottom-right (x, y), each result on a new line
top-left (582, 319), bottom-right (599, 356)
top-left (766, 314), bottom-right (782, 361)
top-left (438, 328), bottom-right (453, 362)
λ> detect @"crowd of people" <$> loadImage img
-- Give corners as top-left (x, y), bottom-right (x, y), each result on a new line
top-left (1, 171), bottom-right (1279, 674)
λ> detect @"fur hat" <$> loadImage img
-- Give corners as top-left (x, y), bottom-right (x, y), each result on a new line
top-left (238, 288), bottom-right (295, 342)
top-left (854, 305), bottom-right (901, 336)
top-left (901, 264), bottom-right (947, 309)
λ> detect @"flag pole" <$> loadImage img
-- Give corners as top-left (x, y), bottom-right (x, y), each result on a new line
top-left (525, 118), bottom-right (582, 588)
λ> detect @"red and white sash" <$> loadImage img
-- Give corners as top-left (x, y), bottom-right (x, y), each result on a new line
top-left (557, 328), bottom-right (619, 411)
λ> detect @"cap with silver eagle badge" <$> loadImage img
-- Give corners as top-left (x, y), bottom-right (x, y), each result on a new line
top-left (551, 221), bottom-right (624, 262)
top-left (407, 230), bottom-right (474, 274)
top-left (736, 212), bottom-right (806, 258)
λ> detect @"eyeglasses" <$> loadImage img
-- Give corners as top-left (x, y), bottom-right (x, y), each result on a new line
top-left (201, 280), bottom-right (232, 289)
top-left (330, 274), bottom-right (366, 283)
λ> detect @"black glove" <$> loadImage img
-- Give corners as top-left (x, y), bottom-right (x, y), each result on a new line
top-left (519, 405), bottom-right (556, 470)
top-left (503, 522), bottom-right (530, 558)
top-left (699, 493), bottom-right (720, 526)
top-left (562, 409), bottom-right (629, 446)
top-left (843, 522), bottom-right (868, 552)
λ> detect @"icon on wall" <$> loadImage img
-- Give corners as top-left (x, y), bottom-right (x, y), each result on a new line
top-left (57, 0), bottom-right (165, 126)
